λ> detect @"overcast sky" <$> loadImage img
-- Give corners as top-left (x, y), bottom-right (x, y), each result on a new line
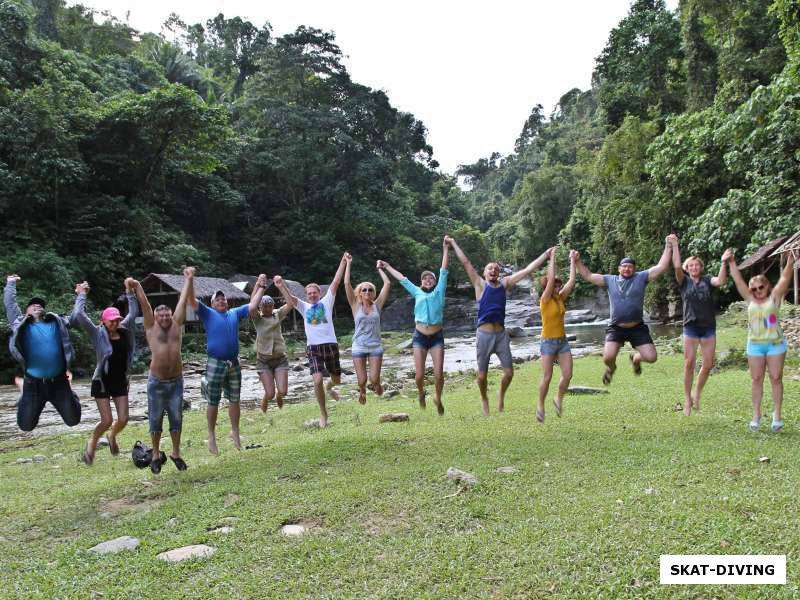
top-left (69, 0), bottom-right (679, 174)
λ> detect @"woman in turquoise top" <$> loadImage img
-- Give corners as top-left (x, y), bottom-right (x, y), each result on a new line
top-left (379, 236), bottom-right (450, 415)
top-left (728, 250), bottom-right (796, 432)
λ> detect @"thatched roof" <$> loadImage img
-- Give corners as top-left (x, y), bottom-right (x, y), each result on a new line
top-left (739, 236), bottom-right (789, 270)
top-left (226, 273), bottom-right (329, 302)
top-left (770, 232), bottom-right (800, 256)
top-left (140, 273), bottom-right (250, 303)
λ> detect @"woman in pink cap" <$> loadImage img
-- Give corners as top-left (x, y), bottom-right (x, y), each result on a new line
top-left (75, 277), bottom-right (140, 465)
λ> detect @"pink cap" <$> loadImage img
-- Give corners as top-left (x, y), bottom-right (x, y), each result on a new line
top-left (101, 307), bottom-right (122, 321)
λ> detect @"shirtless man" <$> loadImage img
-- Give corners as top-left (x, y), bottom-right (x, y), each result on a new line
top-left (131, 268), bottom-right (193, 473)
top-left (447, 237), bottom-right (551, 415)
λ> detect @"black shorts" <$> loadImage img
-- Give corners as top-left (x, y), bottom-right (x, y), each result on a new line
top-left (307, 343), bottom-right (341, 376)
top-left (91, 374), bottom-right (130, 398)
top-left (604, 322), bottom-right (653, 348)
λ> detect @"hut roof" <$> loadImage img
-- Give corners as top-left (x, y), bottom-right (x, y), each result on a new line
top-left (770, 232), bottom-right (800, 256)
top-left (140, 273), bottom-right (250, 302)
top-left (739, 236), bottom-right (789, 270)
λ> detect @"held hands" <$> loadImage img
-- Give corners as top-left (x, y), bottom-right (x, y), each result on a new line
top-left (666, 233), bottom-right (679, 248)
top-left (721, 248), bottom-right (734, 263)
top-left (273, 274), bottom-right (283, 287)
top-left (7, 274), bottom-right (20, 283)
top-left (256, 273), bottom-right (267, 288)
top-left (75, 281), bottom-right (90, 295)
top-left (342, 252), bottom-right (352, 263)
top-left (569, 249), bottom-right (579, 263)
top-left (183, 266), bottom-right (196, 278)
top-left (443, 235), bottom-right (454, 246)
top-left (376, 260), bottom-right (388, 270)
top-left (124, 277), bottom-right (136, 291)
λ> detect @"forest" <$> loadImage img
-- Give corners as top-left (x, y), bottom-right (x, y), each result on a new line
top-left (1, 0), bottom-right (799, 317)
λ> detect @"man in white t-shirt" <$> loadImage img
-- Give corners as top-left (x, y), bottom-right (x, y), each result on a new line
top-left (274, 253), bottom-right (348, 427)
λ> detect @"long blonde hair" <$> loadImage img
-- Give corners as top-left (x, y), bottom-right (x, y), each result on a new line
top-left (354, 281), bottom-right (377, 305)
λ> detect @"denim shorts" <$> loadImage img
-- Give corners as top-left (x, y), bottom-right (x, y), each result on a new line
top-left (746, 340), bottom-right (788, 357)
top-left (352, 346), bottom-right (384, 359)
top-left (540, 337), bottom-right (571, 356)
top-left (147, 375), bottom-right (183, 434)
top-left (412, 329), bottom-right (444, 350)
top-left (683, 323), bottom-right (716, 339)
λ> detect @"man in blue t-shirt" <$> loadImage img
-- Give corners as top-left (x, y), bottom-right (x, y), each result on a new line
top-left (188, 272), bottom-right (266, 455)
top-left (4, 275), bottom-right (83, 431)
top-left (575, 234), bottom-right (676, 385)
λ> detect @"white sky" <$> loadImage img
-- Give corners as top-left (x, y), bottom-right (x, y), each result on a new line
top-left (69, 0), bottom-right (679, 174)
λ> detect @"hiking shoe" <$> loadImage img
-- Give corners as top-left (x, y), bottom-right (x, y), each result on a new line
top-left (748, 419), bottom-right (760, 432)
top-left (771, 419), bottom-right (784, 433)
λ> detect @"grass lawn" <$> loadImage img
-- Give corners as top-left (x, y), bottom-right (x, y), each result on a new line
top-left (1, 322), bottom-right (799, 598)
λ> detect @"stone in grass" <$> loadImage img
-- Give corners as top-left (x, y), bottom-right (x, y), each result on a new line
top-left (567, 386), bottom-right (609, 395)
top-left (446, 467), bottom-right (479, 488)
top-left (157, 544), bottom-right (216, 562)
top-left (758, 456), bottom-right (770, 464)
top-left (208, 525), bottom-right (233, 534)
top-left (495, 466), bottom-right (517, 474)
top-left (304, 419), bottom-right (322, 429)
top-left (88, 536), bottom-right (140, 555)
top-left (378, 413), bottom-right (409, 423)
top-left (281, 524), bottom-right (307, 537)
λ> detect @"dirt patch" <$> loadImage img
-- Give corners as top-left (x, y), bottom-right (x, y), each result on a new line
top-left (360, 512), bottom-right (411, 536)
top-left (280, 517), bottom-right (323, 534)
top-left (99, 496), bottom-right (164, 517)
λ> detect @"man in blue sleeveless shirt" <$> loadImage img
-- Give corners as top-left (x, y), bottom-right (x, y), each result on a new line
top-left (575, 234), bottom-right (676, 385)
top-left (448, 237), bottom-right (551, 416)
top-left (4, 275), bottom-right (83, 431)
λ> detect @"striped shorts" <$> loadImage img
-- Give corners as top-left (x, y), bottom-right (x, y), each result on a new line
top-left (202, 357), bottom-right (242, 407)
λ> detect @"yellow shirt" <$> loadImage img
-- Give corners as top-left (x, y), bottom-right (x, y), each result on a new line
top-left (747, 298), bottom-right (785, 343)
top-left (540, 295), bottom-right (566, 339)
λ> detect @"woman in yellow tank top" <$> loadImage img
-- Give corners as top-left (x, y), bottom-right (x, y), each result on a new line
top-left (728, 250), bottom-right (796, 432)
top-left (536, 248), bottom-right (577, 423)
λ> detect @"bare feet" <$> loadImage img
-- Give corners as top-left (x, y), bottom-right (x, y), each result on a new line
top-left (319, 414), bottom-right (328, 428)
top-left (418, 390), bottom-right (426, 409)
top-left (108, 433), bottom-right (120, 456)
top-left (260, 393), bottom-right (269, 413)
top-left (374, 382), bottom-right (384, 396)
top-left (435, 401), bottom-right (445, 416)
top-left (358, 389), bottom-right (367, 405)
top-left (691, 392), bottom-right (699, 411)
top-left (683, 398), bottom-right (692, 417)
top-left (481, 398), bottom-right (490, 417)
top-left (276, 394), bottom-right (284, 409)
top-left (497, 400), bottom-right (505, 413)
top-left (230, 429), bottom-right (241, 450)
top-left (326, 381), bottom-right (340, 402)
top-left (81, 445), bottom-right (94, 465)
top-left (208, 434), bottom-right (219, 456)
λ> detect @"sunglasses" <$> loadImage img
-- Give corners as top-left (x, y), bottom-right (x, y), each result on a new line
top-left (361, 288), bottom-right (376, 293)
top-left (750, 285), bottom-right (766, 292)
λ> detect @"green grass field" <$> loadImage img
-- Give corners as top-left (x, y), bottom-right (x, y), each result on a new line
top-left (1, 322), bottom-right (799, 598)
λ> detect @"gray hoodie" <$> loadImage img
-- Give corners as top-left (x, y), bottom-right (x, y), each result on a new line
top-left (4, 280), bottom-right (81, 374)
top-left (74, 292), bottom-right (139, 382)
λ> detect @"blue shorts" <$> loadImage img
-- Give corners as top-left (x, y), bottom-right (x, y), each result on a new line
top-left (540, 337), bottom-right (571, 356)
top-left (683, 324), bottom-right (716, 339)
top-left (352, 347), bottom-right (384, 359)
top-left (412, 329), bottom-right (444, 350)
top-left (746, 340), bottom-right (788, 357)
top-left (147, 375), bottom-right (183, 434)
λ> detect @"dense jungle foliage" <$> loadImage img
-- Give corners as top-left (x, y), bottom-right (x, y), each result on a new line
top-left (1, 0), bottom-right (799, 319)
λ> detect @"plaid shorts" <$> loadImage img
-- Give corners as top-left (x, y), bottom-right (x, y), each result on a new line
top-left (307, 343), bottom-right (341, 376)
top-left (202, 357), bottom-right (242, 407)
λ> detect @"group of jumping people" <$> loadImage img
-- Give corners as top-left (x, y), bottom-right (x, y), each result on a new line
top-left (4, 234), bottom-right (796, 472)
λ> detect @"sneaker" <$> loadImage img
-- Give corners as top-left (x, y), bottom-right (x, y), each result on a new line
top-left (771, 419), bottom-right (784, 433)
top-left (748, 419), bottom-right (760, 432)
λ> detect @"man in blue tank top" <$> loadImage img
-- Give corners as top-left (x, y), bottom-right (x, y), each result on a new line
top-left (448, 237), bottom-right (551, 416)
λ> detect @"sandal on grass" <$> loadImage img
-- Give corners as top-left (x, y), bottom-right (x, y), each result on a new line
top-left (553, 400), bottom-right (562, 418)
top-left (169, 455), bottom-right (188, 471)
top-left (536, 409), bottom-right (545, 424)
top-left (629, 352), bottom-right (642, 376)
top-left (108, 436), bottom-right (120, 456)
top-left (602, 364), bottom-right (616, 386)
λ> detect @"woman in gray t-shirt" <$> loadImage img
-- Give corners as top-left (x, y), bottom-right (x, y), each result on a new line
top-left (672, 242), bottom-right (731, 416)
top-left (344, 254), bottom-right (391, 404)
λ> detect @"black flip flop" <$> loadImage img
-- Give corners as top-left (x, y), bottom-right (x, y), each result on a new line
top-left (151, 451), bottom-right (166, 474)
top-left (169, 455), bottom-right (188, 471)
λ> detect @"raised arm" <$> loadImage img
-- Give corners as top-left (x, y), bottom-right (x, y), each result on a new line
top-left (173, 267), bottom-right (194, 326)
top-left (375, 266), bottom-right (391, 310)
top-left (446, 235), bottom-right (482, 296)
top-left (773, 250), bottom-right (797, 303)
top-left (343, 253), bottom-right (356, 309)
top-left (272, 275), bottom-right (297, 310)
top-left (121, 278), bottom-right (139, 328)
top-left (672, 236), bottom-right (684, 287)
top-left (647, 234), bottom-right (676, 281)
top-left (441, 236), bottom-right (450, 271)
top-left (377, 260), bottom-right (405, 282)
top-left (4, 275), bottom-right (22, 323)
top-left (575, 252), bottom-right (605, 287)
top-left (711, 248), bottom-right (731, 287)
top-left (561, 250), bottom-right (578, 299)
top-left (726, 252), bottom-right (751, 301)
top-left (541, 248), bottom-right (557, 303)
top-left (186, 268), bottom-right (199, 310)
top-left (506, 247), bottom-right (552, 288)
top-left (132, 279), bottom-right (154, 329)
top-left (328, 252), bottom-right (349, 296)
top-left (70, 281), bottom-right (95, 334)
top-left (248, 273), bottom-right (267, 316)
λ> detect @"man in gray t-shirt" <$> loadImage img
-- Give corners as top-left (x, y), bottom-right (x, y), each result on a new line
top-left (575, 234), bottom-right (676, 385)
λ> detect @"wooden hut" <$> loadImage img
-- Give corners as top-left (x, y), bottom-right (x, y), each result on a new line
top-left (227, 274), bottom-right (330, 331)
top-left (738, 234), bottom-right (800, 304)
top-left (139, 273), bottom-right (251, 322)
